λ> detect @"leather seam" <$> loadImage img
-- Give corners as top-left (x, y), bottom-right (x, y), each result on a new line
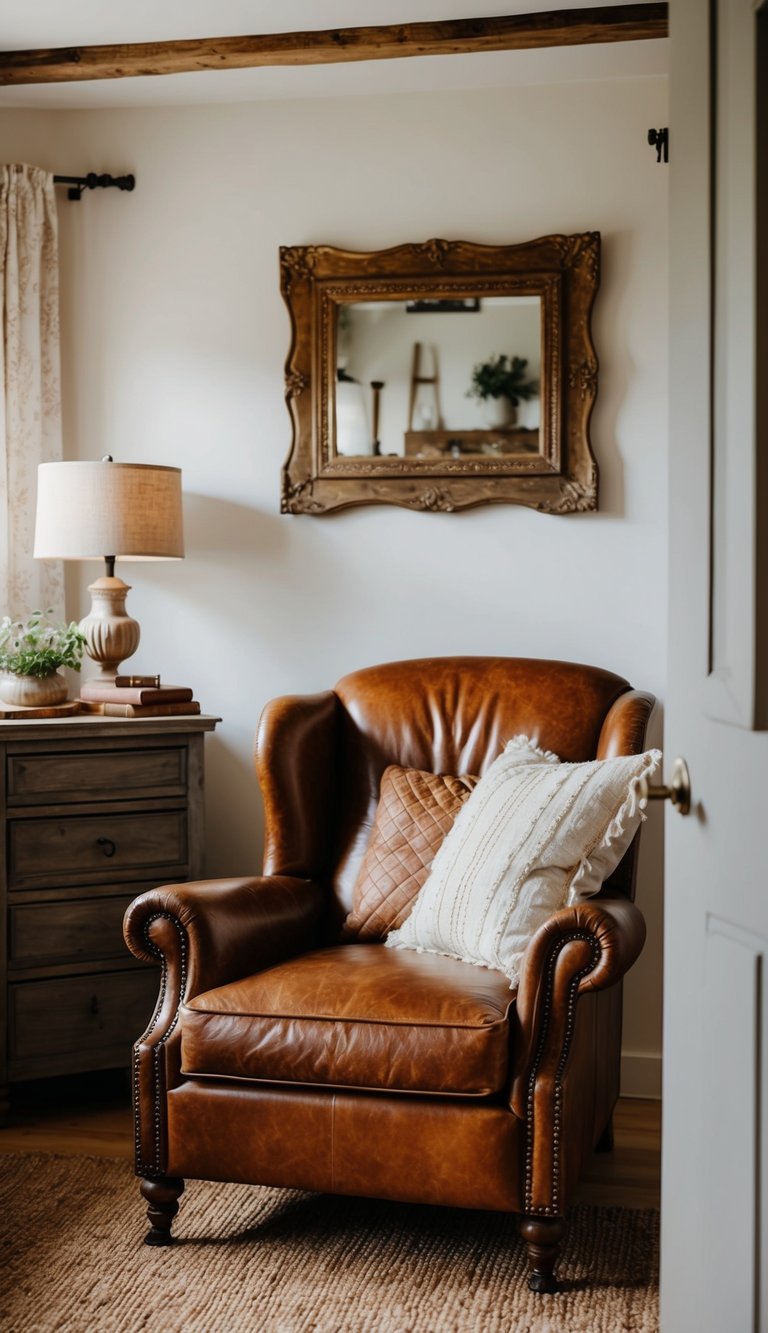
top-left (180, 1007), bottom-right (512, 1031)
top-left (177, 1069), bottom-right (499, 1098)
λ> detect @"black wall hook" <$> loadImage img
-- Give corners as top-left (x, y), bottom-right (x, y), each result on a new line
top-left (647, 128), bottom-right (669, 164)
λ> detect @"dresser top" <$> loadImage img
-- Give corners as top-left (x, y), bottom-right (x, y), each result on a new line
top-left (0, 715), bottom-right (220, 741)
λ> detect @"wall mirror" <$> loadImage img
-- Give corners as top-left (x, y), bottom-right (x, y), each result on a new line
top-left (280, 234), bottom-right (600, 514)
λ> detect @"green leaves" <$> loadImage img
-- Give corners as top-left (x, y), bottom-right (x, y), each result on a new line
top-left (466, 354), bottom-right (538, 405)
top-left (0, 611), bottom-right (86, 677)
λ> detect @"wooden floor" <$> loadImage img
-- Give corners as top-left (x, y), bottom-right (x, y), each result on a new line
top-left (0, 1071), bottom-right (661, 1210)
top-left (577, 1097), bottom-right (661, 1209)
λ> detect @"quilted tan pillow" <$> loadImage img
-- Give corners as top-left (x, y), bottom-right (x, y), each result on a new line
top-left (342, 764), bottom-right (478, 942)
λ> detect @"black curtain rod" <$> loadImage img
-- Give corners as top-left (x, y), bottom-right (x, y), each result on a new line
top-left (53, 172), bottom-right (135, 201)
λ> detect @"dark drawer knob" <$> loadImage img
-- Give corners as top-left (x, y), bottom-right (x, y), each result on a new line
top-left (90, 995), bottom-right (99, 1016)
top-left (96, 836), bottom-right (116, 858)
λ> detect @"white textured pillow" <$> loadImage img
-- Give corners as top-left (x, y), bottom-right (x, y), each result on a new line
top-left (385, 736), bottom-right (661, 988)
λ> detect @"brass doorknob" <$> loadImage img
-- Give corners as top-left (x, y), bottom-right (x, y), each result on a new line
top-left (639, 756), bottom-right (691, 816)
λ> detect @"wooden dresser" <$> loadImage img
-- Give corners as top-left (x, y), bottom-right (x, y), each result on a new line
top-left (0, 714), bottom-right (218, 1118)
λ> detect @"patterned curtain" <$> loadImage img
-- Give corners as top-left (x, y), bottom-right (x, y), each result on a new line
top-left (0, 164), bottom-right (64, 618)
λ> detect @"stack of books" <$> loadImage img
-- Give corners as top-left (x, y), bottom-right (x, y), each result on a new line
top-left (79, 675), bottom-right (200, 718)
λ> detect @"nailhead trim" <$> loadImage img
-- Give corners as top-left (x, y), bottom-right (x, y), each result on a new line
top-left (132, 912), bottom-right (188, 1179)
top-left (523, 930), bottom-right (601, 1215)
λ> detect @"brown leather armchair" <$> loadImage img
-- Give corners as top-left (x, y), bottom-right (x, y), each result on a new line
top-left (124, 657), bottom-right (653, 1292)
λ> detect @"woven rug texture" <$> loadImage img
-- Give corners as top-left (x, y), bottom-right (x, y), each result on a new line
top-left (0, 1153), bottom-right (659, 1332)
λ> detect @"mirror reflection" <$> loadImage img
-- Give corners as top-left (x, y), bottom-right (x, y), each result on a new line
top-left (335, 296), bottom-right (542, 459)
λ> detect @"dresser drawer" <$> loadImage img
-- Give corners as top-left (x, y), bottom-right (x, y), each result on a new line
top-left (9, 893), bottom-right (140, 968)
top-left (8, 810), bottom-right (188, 888)
top-left (7, 745), bottom-right (187, 805)
top-left (9, 969), bottom-right (159, 1064)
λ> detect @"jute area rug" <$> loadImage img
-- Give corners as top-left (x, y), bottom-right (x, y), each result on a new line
top-left (1, 1153), bottom-right (658, 1333)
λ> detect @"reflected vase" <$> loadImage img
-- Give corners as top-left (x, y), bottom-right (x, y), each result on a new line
top-left (482, 398), bottom-right (517, 429)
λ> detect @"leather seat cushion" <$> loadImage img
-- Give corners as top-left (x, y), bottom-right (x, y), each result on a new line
top-left (180, 944), bottom-right (514, 1097)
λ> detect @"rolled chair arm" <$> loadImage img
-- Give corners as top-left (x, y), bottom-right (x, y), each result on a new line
top-left (124, 875), bottom-right (326, 1179)
top-left (124, 875), bottom-right (326, 1004)
top-left (509, 896), bottom-right (646, 1121)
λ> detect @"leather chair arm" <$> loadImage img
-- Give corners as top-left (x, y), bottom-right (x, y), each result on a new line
top-left (124, 875), bottom-right (327, 1012)
top-left (509, 896), bottom-right (646, 1121)
top-left (125, 876), bottom-right (327, 1178)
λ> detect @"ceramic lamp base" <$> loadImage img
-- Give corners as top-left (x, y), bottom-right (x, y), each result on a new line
top-left (80, 575), bottom-right (141, 684)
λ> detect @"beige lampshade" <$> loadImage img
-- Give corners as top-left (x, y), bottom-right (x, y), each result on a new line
top-left (34, 461), bottom-right (184, 561)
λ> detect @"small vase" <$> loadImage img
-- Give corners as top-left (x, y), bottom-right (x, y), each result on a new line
top-left (0, 670), bottom-right (68, 708)
top-left (482, 398), bottom-right (517, 430)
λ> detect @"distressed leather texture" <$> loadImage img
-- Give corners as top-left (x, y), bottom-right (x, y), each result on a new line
top-left (181, 944), bottom-right (513, 1095)
top-left (166, 1081), bottom-right (526, 1212)
top-left (125, 656), bottom-right (654, 1244)
top-left (342, 765), bottom-right (478, 942)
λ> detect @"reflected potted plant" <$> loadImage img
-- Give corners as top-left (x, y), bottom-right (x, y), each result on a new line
top-left (466, 354), bottom-right (538, 429)
top-left (0, 610), bottom-right (86, 708)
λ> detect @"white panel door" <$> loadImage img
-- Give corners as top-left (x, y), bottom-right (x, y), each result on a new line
top-left (664, 2), bottom-right (768, 1330)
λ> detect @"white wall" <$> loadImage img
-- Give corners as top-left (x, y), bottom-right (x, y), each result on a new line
top-left (0, 72), bottom-right (668, 1093)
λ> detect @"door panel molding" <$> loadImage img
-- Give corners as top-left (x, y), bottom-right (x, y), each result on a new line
top-left (705, 0), bottom-right (768, 729)
top-left (702, 916), bottom-right (765, 1333)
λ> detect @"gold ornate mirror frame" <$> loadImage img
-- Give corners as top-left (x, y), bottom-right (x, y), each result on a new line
top-left (280, 233), bottom-right (600, 514)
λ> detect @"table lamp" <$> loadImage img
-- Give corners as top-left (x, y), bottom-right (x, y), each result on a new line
top-left (33, 458), bottom-right (184, 682)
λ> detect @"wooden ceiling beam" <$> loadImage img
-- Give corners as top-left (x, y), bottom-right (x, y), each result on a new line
top-left (0, 5), bottom-right (668, 87)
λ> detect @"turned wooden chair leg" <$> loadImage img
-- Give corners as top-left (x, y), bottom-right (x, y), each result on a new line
top-left (140, 1177), bottom-right (185, 1246)
top-left (596, 1113), bottom-right (615, 1153)
top-left (518, 1214), bottom-right (566, 1293)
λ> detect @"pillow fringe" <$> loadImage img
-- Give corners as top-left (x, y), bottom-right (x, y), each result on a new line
top-left (569, 748), bottom-right (661, 898)
top-left (386, 934), bottom-right (521, 990)
top-left (505, 734), bottom-right (560, 764)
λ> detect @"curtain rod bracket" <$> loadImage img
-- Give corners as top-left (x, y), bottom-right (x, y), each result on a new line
top-left (53, 172), bottom-right (135, 201)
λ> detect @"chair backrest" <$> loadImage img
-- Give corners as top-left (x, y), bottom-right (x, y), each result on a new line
top-left (258, 656), bottom-right (654, 921)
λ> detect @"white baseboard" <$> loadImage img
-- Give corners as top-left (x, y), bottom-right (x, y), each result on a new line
top-left (620, 1051), bottom-right (662, 1100)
